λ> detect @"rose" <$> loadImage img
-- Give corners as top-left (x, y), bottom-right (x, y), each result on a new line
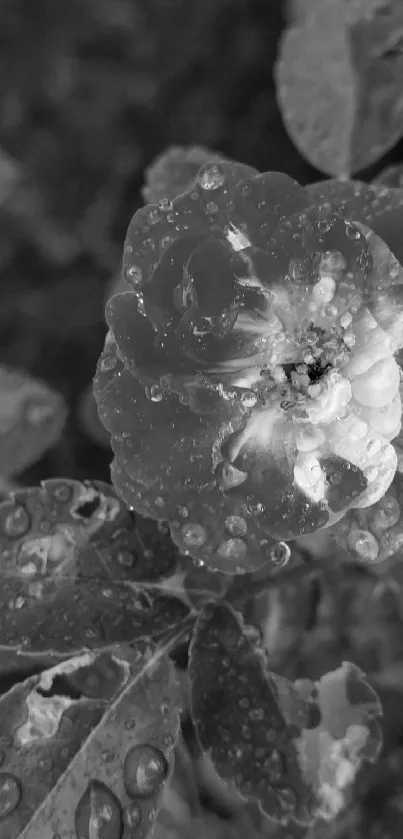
top-left (94, 159), bottom-right (403, 574)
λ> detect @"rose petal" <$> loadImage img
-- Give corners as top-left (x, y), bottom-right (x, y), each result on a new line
top-left (306, 179), bottom-right (403, 264)
top-left (231, 171), bottom-right (310, 249)
top-left (106, 292), bottom-right (200, 380)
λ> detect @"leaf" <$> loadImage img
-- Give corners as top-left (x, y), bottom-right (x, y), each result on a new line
top-left (189, 601), bottom-right (383, 827)
top-left (0, 644), bottom-right (182, 838)
top-left (0, 479), bottom-right (190, 656)
top-left (275, 0), bottom-right (403, 176)
top-left (188, 600), bottom-right (316, 827)
top-left (0, 365), bottom-right (67, 478)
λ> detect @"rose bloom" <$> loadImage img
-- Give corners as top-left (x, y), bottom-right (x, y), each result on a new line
top-left (94, 160), bottom-right (403, 574)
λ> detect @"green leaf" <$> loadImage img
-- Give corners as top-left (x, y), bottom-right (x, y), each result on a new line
top-left (0, 479), bottom-right (189, 656)
top-left (275, 0), bottom-right (403, 176)
top-left (0, 645), bottom-right (182, 839)
top-left (0, 366), bottom-right (67, 479)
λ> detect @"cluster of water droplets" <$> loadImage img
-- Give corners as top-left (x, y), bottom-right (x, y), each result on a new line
top-left (335, 484), bottom-right (403, 565)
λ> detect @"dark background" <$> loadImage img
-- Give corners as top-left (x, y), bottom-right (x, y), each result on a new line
top-left (0, 0), bottom-right (402, 490)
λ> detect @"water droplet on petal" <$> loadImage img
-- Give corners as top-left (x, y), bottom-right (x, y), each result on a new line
top-left (145, 384), bottom-right (163, 402)
top-left (14, 595), bottom-right (26, 610)
top-left (347, 528), bottom-right (379, 562)
top-left (157, 197), bottom-right (173, 212)
top-left (217, 538), bottom-right (247, 560)
top-left (0, 773), bottom-right (21, 820)
top-left (240, 390), bottom-right (258, 408)
top-left (181, 523), bottom-right (207, 548)
top-left (123, 745), bottom-right (168, 798)
top-left (216, 461), bottom-right (248, 490)
top-left (117, 551), bottom-right (135, 568)
top-left (3, 506), bottom-right (31, 538)
top-left (126, 265), bottom-right (143, 286)
top-left (345, 222), bottom-right (361, 240)
top-left (224, 515), bottom-right (247, 536)
top-left (269, 542), bottom-right (291, 568)
top-left (277, 786), bottom-right (297, 813)
top-left (196, 162), bottom-right (225, 191)
top-left (75, 780), bottom-right (123, 839)
top-left (264, 750), bottom-right (284, 783)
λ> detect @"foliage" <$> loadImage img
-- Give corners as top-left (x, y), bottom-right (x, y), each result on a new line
top-left (275, 0), bottom-right (403, 176)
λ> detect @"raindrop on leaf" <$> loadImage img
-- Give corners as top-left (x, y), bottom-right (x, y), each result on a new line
top-left (123, 744), bottom-right (168, 799)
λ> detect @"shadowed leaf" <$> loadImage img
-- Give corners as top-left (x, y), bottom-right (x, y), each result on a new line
top-left (0, 645), bottom-right (182, 839)
top-left (0, 479), bottom-right (189, 656)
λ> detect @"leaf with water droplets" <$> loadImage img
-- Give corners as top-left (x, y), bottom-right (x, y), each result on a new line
top-left (188, 601), bottom-right (315, 827)
top-left (0, 366), bottom-right (67, 479)
top-left (0, 479), bottom-right (189, 656)
top-left (275, 0), bottom-right (403, 176)
top-left (0, 645), bottom-right (182, 839)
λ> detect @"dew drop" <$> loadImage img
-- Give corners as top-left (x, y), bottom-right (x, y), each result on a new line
top-left (196, 162), bottom-right (225, 191)
top-left (0, 773), bottom-right (21, 820)
top-left (217, 538), bottom-right (247, 560)
top-left (277, 786), bottom-right (297, 813)
top-left (216, 461), bottom-right (248, 489)
top-left (370, 496), bottom-right (401, 531)
top-left (224, 515), bottom-right (247, 536)
top-left (117, 551), bottom-right (135, 568)
top-left (157, 197), bottom-right (173, 212)
top-left (3, 505), bottom-right (31, 538)
top-left (181, 523), bottom-right (207, 548)
top-left (51, 481), bottom-right (74, 503)
top-left (126, 265), bottom-right (143, 286)
top-left (249, 708), bottom-right (265, 722)
top-left (269, 542), bottom-right (291, 568)
top-left (240, 390), bottom-right (258, 408)
top-left (123, 744), bottom-right (168, 798)
top-left (148, 208), bottom-right (160, 226)
top-left (145, 384), bottom-right (163, 402)
top-left (14, 595), bottom-right (26, 609)
top-left (264, 749), bottom-right (284, 783)
top-left (347, 528), bottom-right (379, 562)
top-left (345, 222), bottom-right (361, 240)
top-left (75, 779), bottom-right (123, 839)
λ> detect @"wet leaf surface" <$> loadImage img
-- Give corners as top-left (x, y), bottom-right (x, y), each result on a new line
top-left (0, 645), bottom-right (182, 839)
top-left (276, 0), bottom-right (403, 175)
top-left (0, 365), bottom-right (67, 479)
top-left (0, 479), bottom-right (189, 656)
top-left (189, 600), bottom-right (316, 827)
